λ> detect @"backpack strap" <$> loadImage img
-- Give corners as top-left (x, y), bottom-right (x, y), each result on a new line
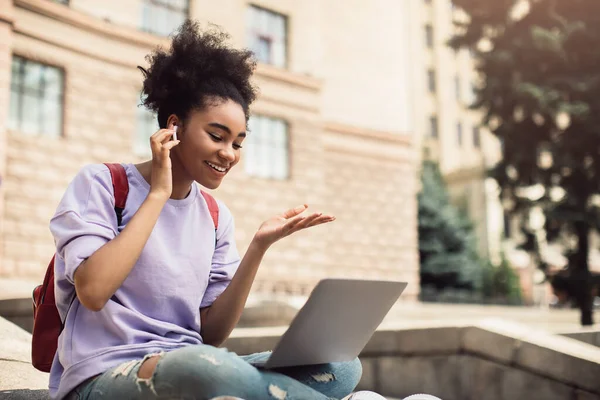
top-left (201, 191), bottom-right (219, 231)
top-left (36, 255), bottom-right (56, 306)
top-left (103, 163), bottom-right (129, 226)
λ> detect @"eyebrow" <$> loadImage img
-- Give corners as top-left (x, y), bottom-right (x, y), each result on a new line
top-left (208, 122), bottom-right (246, 138)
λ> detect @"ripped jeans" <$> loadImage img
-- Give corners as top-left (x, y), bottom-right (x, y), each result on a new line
top-left (65, 344), bottom-right (363, 400)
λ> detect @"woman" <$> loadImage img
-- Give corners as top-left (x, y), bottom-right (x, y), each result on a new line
top-left (48, 20), bottom-right (395, 400)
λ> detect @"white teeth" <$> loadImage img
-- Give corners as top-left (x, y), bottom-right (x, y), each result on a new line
top-left (207, 162), bottom-right (226, 172)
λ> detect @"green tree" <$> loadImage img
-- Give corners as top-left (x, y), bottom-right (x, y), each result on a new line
top-left (481, 256), bottom-right (523, 304)
top-left (418, 161), bottom-right (483, 293)
top-left (451, 0), bottom-right (600, 324)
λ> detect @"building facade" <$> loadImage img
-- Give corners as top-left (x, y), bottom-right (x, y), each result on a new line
top-left (0, 0), bottom-right (419, 301)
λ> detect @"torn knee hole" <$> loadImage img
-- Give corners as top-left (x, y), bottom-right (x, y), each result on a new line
top-left (268, 384), bottom-right (287, 400)
top-left (138, 355), bottom-right (161, 380)
top-left (311, 372), bottom-right (336, 383)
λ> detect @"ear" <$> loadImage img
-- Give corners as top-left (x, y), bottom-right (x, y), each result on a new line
top-left (166, 114), bottom-right (180, 128)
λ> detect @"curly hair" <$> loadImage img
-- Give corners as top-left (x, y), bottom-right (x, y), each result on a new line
top-left (138, 20), bottom-right (257, 128)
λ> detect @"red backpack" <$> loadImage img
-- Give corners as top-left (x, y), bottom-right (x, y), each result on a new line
top-left (32, 163), bottom-right (219, 372)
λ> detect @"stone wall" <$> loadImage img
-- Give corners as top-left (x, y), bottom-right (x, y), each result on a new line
top-left (0, 0), bottom-right (14, 282)
top-left (0, 317), bottom-right (50, 397)
top-left (561, 330), bottom-right (600, 348)
top-left (223, 320), bottom-right (600, 400)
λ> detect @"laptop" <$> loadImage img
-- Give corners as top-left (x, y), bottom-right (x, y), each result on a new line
top-left (254, 278), bottom-right (407, 369)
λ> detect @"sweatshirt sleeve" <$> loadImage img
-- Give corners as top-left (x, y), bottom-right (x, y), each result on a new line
top-left (200, 201), bottom-right (241, 308)
top-left (49, 164), bottom-right (119, 284)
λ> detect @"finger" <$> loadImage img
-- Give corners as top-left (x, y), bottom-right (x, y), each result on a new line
top-left (282, 214), bottom-right (307, 232)
top-left (159, 129), bottom-right (176, 145)
top-left (150, 127), bottom-right (174, 139)
top-left (162, 140), bottom-right (180, 151)
top-left (287, 212), bottom-right (322, 232)
top-left (290, 215), bottom-right (335, 233)
top-left (150, 132), bottom-right (175, 158)
top-left (281, 204), bottom-right (308, 219)
top-left (307, 215), bottom-right (336, 227)
top-left (150, 129), bottom-right (175, 145)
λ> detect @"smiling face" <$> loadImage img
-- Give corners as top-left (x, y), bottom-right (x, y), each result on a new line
top-left (172, 98), bottom-right (247, 190)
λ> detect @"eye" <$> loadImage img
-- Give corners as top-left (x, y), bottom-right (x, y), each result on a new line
top-left (233, 143), bottom-right (243, 150)
top-left (208, 132), bottom-right (222, 141)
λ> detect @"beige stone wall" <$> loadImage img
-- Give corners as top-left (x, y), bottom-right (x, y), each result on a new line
top-left (70, 0), bottom-right (142, 29)
top-left (0, 0), bottom-right (418, 301)
top-left (319, 0), bottom-right (413, 135)
top-left (322, 125), bottom-right (419, 299)
top-left (0, 2), bottom-right (14, 276)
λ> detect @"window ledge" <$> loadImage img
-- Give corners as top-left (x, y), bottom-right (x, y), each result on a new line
top-left (14, 0), bottom-right (168, 49)
top-left (255, 63), bottom-right (321, 92)
top-left (0, 1), bottom-right (15, 26)
top-left (324, 121), bottom-right (412, 146)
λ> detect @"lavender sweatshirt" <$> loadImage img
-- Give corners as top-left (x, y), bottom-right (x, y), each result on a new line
top-left (48, 163), bottom-right (240, 399)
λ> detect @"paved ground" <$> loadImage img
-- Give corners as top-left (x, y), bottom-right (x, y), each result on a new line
top-left (2, 277), bottom-right (596, 334)
top-left (381, 301), bottom-right (597, 333)
top-left (0, 278), bottom-right (37, 301)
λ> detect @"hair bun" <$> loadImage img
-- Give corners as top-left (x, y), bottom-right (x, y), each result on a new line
top-left (139, 20), bottom-right (257, 126)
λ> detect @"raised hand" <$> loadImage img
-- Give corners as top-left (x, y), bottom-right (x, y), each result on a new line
top-left (149, 122), bottom-right (180, 199)
top-left (252, 205), bottom-right (335, 250)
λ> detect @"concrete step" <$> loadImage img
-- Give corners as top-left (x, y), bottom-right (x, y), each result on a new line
top-left (0, 317), bottom-right (49, 399)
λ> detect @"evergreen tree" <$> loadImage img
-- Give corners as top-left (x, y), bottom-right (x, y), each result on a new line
top-left (418, 161), bottom-right (483, 293)
top-left (481, 256), bottom-right (523, 304)
top-left (451, 0), bottom-right (600, 325)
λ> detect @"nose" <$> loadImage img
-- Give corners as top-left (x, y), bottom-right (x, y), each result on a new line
top-left (218, 146), bottom-right (236, 163)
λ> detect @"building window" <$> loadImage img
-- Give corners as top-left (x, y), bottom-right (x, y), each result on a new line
top-left (427, 69), bottom-right (436, 93)
top-left (245, 115), bottom-right (289, 179)
top-left (425, 25), bottom-right (434, 48)
top-left (141, 0), bottom-right (189, 37)
top-left (135, 105), bottom-right (159, 156)
top-left (9, 56), bottom-right (64, 137)
top-left (428, 116), bottom-right (438, 139)
top-left (454, 76), bottom-right (461, 101)
top-left (247, 5), bottom-right (287, 68)
top-left (473, 126), bottom-right (481, 148)
top-left (457, 122), bottom-right (463, 146)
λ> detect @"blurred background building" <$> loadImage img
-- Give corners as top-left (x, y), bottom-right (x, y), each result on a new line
top-left (408, 0), bottom-right (505, 263)
top-left (0, 0), bottom-right (419, 304)
top-left (407, 0), bottom-right (551, 305)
